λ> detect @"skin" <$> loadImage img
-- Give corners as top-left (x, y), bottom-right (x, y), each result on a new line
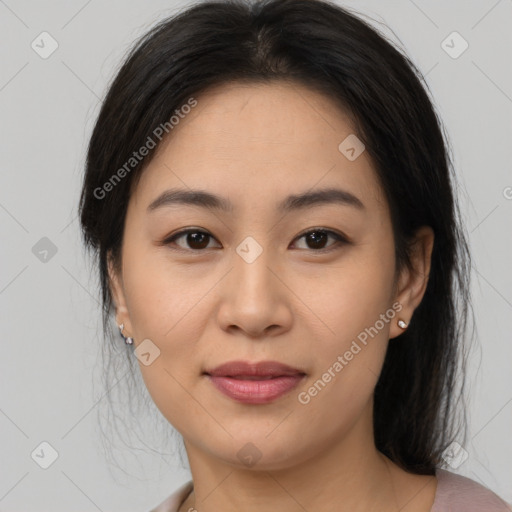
top-left (109, 81), bottom-right (436, 511)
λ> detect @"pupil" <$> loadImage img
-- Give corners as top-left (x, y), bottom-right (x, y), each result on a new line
top-left (188, 232), bottom-right (209, 249)
top-left (307, 231), bottom-right (327, 249)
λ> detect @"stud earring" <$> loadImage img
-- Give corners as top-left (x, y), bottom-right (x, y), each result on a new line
top-left (118, 323), bottom-right (134, 345)
top-left (397, 319), bottom-right (408, 329)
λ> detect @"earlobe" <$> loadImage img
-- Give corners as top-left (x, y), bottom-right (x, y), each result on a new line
top-left (389, 226), bottom-right (434, 340)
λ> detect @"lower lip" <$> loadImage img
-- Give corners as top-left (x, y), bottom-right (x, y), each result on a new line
top-left (207, 374), bottom-right (305, 404)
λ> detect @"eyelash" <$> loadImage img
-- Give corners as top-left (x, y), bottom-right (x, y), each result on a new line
top-left (161, 227), bottom-right (349, 253)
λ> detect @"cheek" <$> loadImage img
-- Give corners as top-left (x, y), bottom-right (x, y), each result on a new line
top-left (122, 259), bottom-right (212, 433)
top-left (122, 243), bottom-right (213, 342)
top-left (298, 244), bottom-right (396, 346)
top-left (296, 247), bottom-right (396, 403)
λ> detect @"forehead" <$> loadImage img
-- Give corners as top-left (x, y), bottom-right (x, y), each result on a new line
top-left (132, 81), bottom-right (386, 213)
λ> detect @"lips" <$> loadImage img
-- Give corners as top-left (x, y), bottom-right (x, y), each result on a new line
top-left (204, 360), bottom-right (306, 404)
top-left (205, 360), bottom-right (305, 378)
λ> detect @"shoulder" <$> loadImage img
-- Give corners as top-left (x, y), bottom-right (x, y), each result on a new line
top-left (147, 481), bottom-right (194, 512)
top-left (146, 472), bottom-right (512, 512)
top-left (432, 468), bottom-right (512, 512)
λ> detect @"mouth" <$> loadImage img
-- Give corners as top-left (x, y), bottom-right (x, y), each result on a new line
top-left (203, 360), bottom-right (306, 404)
top-left (204, 360), bottom-right (305, 378)
top-left (219, 375), bottom-right (279, 380)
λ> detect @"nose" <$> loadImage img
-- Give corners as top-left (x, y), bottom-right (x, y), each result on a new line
top-left (216, 242), bottom-right (293, 338)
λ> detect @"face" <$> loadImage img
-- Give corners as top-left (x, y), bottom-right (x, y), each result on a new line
top-left (109, 81), bottom-right (433, 471)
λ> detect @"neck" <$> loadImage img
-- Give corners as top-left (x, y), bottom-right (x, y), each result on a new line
top-left (179, 405), bottom-right (403, 512)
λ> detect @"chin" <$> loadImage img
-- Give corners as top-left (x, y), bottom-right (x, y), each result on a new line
top-left (204, 433), bottom-right (313, 472)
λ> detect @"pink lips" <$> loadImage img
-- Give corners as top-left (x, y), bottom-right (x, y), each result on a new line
top-left (204, 360), bottom-right (306, 404)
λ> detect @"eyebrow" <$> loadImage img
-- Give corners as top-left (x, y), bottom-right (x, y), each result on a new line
top-left (147, 187), bottom-right (365, 213)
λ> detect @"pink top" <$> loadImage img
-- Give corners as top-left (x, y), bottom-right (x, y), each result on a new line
top-left (149, 469), bottom-right (512, 511)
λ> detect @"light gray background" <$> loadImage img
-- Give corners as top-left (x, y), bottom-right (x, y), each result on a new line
top-left (1, 0), bottom-right (511, 510)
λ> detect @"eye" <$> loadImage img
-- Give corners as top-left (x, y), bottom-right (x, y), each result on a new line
top-left (161, 227), bottom-right (348, 253)
top-left (162, 228), bottom-right (221, 251)
top-left (291, 228), bottom-right (348, 252)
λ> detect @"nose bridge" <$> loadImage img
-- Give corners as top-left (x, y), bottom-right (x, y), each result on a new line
top-left (232, 234), bottom-right (277, 300)
top-left (215, 233), bottom-right (291, 336)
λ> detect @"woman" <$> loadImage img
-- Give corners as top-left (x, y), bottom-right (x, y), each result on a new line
top-left (78, 0), bottom-right (511, 510)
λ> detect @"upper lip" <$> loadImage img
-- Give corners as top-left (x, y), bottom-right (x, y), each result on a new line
top-left (205, 360), bottom-right (306, 378)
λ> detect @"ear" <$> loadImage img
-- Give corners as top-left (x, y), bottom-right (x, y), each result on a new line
top-left (107, 251), bottom-right (134, 337)
top-left (389, 226), bottom-right (434, 340)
